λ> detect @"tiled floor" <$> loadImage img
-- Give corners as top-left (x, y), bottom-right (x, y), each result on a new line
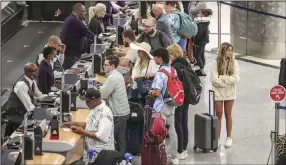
top-left (130, 2), bottom-right (283, 164)
top-left (132, 50), bottom-right (281, 165)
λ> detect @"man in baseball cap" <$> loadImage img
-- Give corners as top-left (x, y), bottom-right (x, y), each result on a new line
top-left (63, 87), bottom-right (115, 164)
top-left (80, 87), bottom-right (101, 101)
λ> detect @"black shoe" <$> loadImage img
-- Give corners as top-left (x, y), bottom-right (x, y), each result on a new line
top-left (195, 70), bottom-right (206, 76)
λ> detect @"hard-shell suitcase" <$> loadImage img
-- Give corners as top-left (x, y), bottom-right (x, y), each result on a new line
top-left (193, 90), bottom-right (218, 153)
top-left (141, 105), bottom-right (167, 165)
top-left (126, 101), bottom-right (144, 155)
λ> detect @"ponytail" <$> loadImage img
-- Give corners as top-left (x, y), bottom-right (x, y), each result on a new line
top-left (88, 6), bottom-right (96, 24)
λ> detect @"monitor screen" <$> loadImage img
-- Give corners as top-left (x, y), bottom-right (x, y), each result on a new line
top-left (14, 152), bottom-right (22, 165)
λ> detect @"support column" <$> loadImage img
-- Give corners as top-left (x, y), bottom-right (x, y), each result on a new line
top-left (230, 2), bottom-right (286, 59)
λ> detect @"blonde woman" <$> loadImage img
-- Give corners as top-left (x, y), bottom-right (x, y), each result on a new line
top-left (167, 44), bottom-right (190, 159)
top-left (210, 42), bottom-right (240, 148)
top-left (88, 3), bottom-right (106, 37)
top-left (130, 42), bottom-right (159, 98)
top-left (85, 3), bottom-right (106, 53)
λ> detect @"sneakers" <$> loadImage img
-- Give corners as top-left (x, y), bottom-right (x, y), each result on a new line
top-left (183, 150), bottom-right (188, 158)
top-left (225, 137), bottom-right (233, 148)
top-left (171, 158), bottom-right (179, 165)
top-left (177, 152), bottom-right (186, 160)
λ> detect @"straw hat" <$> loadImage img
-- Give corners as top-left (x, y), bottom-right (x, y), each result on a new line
top-left (130, 42), bottom-right (154, 59)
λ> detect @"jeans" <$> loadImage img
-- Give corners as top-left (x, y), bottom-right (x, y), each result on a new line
top-left (177, 38), bottom-right (187, 51)
top-left (175, 103), bottom-right (190, 153)
top-left (161, 105), bottom-right (177, 158)
top-left (114, 114), bottom-right (129, 153)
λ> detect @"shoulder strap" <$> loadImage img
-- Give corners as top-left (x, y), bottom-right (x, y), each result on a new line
top-left (158, 31), bottom-right (164, 47)
top-left (159, 68), bottom-right (170, 77)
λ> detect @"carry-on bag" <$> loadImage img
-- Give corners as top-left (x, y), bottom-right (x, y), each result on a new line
top-left (126, 101), bottom-right (145, 155)
top-left (141, 105), bottom-right (167, 165)
top-left (193, 90), bottom-right (218, 153)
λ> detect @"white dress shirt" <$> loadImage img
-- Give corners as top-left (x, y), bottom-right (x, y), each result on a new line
top-left (13, 75), bottom-right (47, 112)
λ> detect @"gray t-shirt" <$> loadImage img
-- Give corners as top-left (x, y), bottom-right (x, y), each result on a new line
top-left (136, 31), bottom-right (172, 52)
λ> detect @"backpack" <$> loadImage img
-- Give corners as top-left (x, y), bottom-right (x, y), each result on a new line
top-left (160, 67), bottom-right (185, 106)
top-left (144, 106), bottom-right (167, 144)
top-left (181, 64), bottom-right (202, 105)
top-left (89, 150), bottom-right (125, 165)
top-left (279, 58), bottom-right (286, 89)
top-left (173, 11), bottom-right (198, 38)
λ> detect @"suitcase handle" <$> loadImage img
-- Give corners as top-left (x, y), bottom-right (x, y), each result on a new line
top-left (209, 90), bottom-right (215, 115)
top-left (93, 35), bottom-right (97, 54)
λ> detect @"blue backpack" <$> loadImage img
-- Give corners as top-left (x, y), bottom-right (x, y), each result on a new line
top-left (173, 11), bottom-right (198, 38)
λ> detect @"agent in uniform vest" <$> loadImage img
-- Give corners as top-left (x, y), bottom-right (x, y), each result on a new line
top-left (5, 63), bottom-right (47, 136)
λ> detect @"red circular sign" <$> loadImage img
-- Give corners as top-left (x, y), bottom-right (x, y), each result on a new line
top-left (270, 85), bottom-right (286, 102)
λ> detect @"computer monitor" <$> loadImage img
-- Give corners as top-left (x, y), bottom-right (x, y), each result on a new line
top-left (14, 152), bottom-right (22, 165)
top-left (92, 53), bottom-right (103, 76)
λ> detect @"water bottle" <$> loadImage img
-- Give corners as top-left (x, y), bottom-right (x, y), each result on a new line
top-left (87, 78), bottom-right (94, 88)
top-left (88, 149), bottom-right (98, 162)
top-left (61, 71), bottom-right (65, 90)
top-left (124, 153), bottom-right (134, 165)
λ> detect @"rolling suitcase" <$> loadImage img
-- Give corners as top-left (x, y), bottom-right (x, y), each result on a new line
top-left (126, 101), bottom-right (144, 155)
top-left (193, 90), bottom-right (218, 153)
top-left (141, 105), bottom-right (167, 165)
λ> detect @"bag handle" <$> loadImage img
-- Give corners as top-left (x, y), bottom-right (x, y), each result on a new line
top-left (209, 90), bottom-right (215, 115)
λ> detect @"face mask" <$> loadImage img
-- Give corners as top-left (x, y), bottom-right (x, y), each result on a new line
top-left (53, 57), bottom-right (58, 62)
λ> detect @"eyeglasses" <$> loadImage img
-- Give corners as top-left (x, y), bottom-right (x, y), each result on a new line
top-left (30, 68), bottom-right (39, 73)
top-left (143, 25), bottom-right (153, 29)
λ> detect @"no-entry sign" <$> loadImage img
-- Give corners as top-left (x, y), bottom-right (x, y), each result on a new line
top-left (270, 85), bottom-right (286, 102)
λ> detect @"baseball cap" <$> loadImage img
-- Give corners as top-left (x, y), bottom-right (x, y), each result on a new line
top-left (80, 88), bottom-right (101, 101)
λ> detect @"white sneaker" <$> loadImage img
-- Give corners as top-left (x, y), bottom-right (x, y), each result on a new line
top-left (225, 137), bottom-right (233, 148)
top-left (177, 152), bottom-right (186, 160)
top-left (183, 150), bottom-right (188, 158)
top-left (171, 158), bottom-right (180, 165)
top-left (218, 138), bottom-right (221, 147)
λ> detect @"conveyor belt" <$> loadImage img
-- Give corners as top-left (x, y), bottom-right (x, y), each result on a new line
top-left (1, 22), bottom-right (62, 93)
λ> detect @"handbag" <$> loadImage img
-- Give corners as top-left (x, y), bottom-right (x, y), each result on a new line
top-left (135, 61), bottom-right (153, 96)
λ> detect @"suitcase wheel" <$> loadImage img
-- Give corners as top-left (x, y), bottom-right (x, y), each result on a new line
top-left (213, 148), bottom-right (217, 152)
top-left (193, 146), bottom-right (197, 150)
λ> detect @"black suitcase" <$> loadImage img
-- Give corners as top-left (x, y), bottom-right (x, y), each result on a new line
top-left (279, 58), bottom-right (286, 89)
top-left (126, 123), bottom-right (143, 155)
top-left (193, 90), bottom-right (218, 153)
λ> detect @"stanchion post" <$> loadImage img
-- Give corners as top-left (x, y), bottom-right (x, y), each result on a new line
top-left (218, 1), bottom-right (221, 47)
top-left (211, 1), bottom-right (222, 53)
top-left (271, 131), bottom-right (277, 164)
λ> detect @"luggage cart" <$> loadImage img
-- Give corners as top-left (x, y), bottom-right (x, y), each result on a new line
top-left (271, 102), bottom-right (286, 164)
